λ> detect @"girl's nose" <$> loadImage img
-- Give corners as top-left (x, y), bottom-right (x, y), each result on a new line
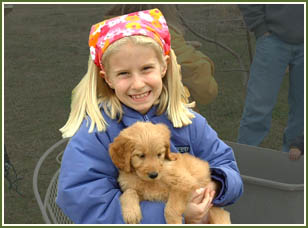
top-left (131, 74), bottom-right (145, 90)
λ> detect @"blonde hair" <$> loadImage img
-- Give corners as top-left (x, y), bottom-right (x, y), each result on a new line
top-left (60, 36), bottom-right (195, 138)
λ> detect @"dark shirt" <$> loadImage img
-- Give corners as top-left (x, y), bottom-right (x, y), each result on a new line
top-left (239, 4), bottom-right (304, 44)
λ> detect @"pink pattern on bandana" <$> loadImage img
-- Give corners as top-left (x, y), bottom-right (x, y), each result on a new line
top-left (88, 9), bottom-right (171, 69)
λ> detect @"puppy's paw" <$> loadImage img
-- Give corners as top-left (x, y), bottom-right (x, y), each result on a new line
top-left (165, 208), bottom-right (183, 224)
top-left (208, 207), bottom-right (231, 224)
top-left (122, 205), bottom-right (142, 224)
top-left (165, 215), bottom-right (183, 224)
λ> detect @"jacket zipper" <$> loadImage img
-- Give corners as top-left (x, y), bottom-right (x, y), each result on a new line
top-left (143, 115), bottom-right (149, 122)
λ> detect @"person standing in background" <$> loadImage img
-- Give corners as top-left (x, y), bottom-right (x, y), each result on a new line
top-left (237, 4), bottom-right (304, 152)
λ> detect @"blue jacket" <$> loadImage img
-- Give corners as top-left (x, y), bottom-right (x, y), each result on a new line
top-left (56, 104), bottom-right (243, 224)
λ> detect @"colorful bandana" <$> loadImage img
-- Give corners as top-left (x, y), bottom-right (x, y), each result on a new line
top-left (89, 8), bottom-right (171, 69)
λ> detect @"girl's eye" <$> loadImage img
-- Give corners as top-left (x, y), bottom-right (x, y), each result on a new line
top-left (143, 66), bottom-right (153, 71)
top-left (118, 71), bottom-right (128, 76)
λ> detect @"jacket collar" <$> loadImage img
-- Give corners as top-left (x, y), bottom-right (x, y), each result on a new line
top-left (121, 104), bottom-right (159, 127)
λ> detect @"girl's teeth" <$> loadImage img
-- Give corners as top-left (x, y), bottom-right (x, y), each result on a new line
top-left (132, 92), bottom-right (149, 99)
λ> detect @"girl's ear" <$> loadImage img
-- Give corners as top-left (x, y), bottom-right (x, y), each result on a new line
top-left (100, 70), bottom-right (114, 89)
top-left (161, 55), bottom-right (170, 78)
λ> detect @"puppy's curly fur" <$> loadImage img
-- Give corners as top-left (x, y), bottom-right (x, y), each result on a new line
top-left (109, 122), bottom-right (231, 224)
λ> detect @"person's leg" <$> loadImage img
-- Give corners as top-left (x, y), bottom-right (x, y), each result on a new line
top-left (282, 43), bottom-right (304, 151)
top-left (238, 34), bottom-right (291, 146)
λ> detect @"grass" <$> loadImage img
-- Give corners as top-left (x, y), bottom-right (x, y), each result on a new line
top-left (3, 4), bottom-right (289, 224)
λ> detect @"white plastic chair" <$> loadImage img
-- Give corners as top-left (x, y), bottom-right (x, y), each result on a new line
top-left (33, 138), bottom-right (73, 224)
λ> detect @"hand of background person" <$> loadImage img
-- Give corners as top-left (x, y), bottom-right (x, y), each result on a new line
top-left (289, 148), bottom-right (302, 160)
top-left (186, 40), bottom-right (202, 49)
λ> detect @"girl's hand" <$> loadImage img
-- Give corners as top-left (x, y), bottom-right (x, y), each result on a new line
top-left (184, 188), bottom-right (215, 224)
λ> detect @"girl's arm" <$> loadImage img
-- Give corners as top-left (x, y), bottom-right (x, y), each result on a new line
top-left (190, 113), bottom-right (243, 206)
top-left (56, 119), bottom-right (166, 224)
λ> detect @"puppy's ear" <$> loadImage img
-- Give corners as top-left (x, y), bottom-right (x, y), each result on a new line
top-left (165, 146), bottom-right (177, 161)
top-left (156, 123), bottom-right (177, 161)
top-left (109, 134), bottom-right (132, 173)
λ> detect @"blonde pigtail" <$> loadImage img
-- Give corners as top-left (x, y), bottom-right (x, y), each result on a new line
top-left (166, 49), bottom-right (195, 128)
top-left (60, 56), bottom-right (108, 138)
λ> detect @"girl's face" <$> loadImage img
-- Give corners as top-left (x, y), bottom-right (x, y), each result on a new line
top-left (101, 42), bottom-right (169, 115)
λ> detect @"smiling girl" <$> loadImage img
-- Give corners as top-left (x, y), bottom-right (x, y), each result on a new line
top-left (100, 38), bottom-right (169, 115)
top-left (56, 9), bottom-right (243, 224)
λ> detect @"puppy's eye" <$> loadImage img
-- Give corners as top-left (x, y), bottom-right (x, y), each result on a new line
top-left (139, 154), bottom-right (145, 159)
top-left (157, 153), bottom-right (162, 157)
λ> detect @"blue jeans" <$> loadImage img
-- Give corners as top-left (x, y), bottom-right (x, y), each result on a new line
top-left (238, 34), bottom-right (304, 152)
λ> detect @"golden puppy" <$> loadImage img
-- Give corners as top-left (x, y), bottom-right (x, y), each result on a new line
top-left (109, 122), bottom-right (231, 224)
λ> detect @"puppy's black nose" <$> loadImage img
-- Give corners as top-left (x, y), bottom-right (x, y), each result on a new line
top-left (148, 172), bottom-right (158, 179)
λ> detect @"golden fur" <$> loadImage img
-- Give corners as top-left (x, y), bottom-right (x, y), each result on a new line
top-left (109, 121), bottom-right (231, 224)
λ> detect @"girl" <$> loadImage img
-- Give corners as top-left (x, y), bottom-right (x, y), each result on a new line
top-left (56, 9), bottom-right (243, 224)
top-left (104, 4), bottom-right (218, 110)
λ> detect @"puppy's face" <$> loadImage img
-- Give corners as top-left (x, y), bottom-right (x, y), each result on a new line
top-left (130, 137), bottom-right (168, 181)
top-left (109, 122), bottom-right (176, 181)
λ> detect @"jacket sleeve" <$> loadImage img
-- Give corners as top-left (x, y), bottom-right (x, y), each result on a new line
top-left (56, 120), bottom-right (166, 224)
top-left (238, 4), bottom-right (268, 38)
top-left (190, 113), bottom-right (243, 206)
top-left (170, 28), bottom-right (218, 105)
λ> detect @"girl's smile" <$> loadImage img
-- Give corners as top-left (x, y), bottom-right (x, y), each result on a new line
top-left (130, 91), bottom-right (151, 102)
top-left (101, 42), bottom-right (168, 114)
